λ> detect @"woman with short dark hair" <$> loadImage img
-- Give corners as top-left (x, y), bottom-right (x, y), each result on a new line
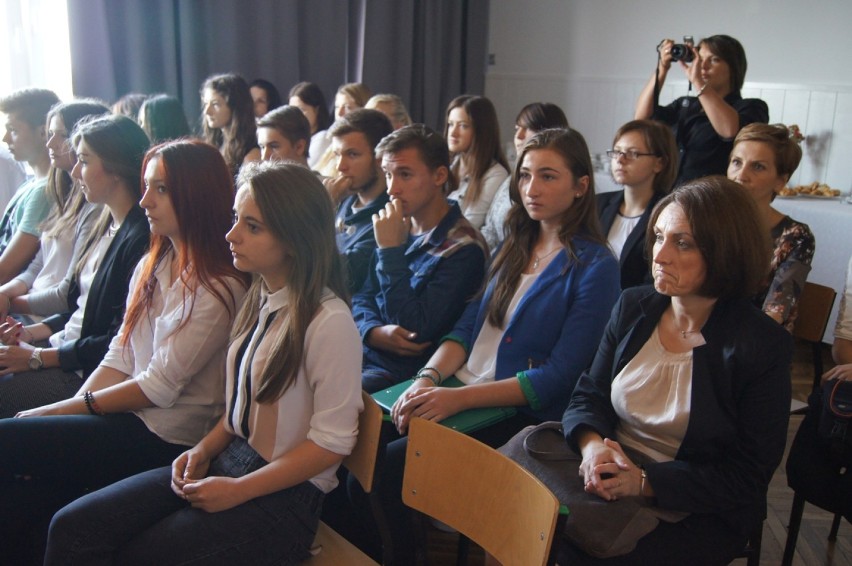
top-left (554, 176), bottom-right (791, 564)
top-left (635, 34), bottom-right (768, 185)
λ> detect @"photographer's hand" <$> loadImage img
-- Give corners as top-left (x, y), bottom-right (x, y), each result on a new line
top-left (657, 38), bottom-right (675, 72)
top-left (680, 44), bottom-right (704, 89)
top-left (636, 39), bottom-right (674, 119)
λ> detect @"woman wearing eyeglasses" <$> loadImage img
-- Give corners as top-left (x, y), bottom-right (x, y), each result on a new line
top-left (598, 120), bottom-right (679, 289)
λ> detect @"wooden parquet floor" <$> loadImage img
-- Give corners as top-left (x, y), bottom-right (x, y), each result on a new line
top-left (426, 339), bottom-right (851, 566)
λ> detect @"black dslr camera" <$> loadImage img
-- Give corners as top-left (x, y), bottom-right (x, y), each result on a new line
top-left (669, 36), bottom-right (695, 63)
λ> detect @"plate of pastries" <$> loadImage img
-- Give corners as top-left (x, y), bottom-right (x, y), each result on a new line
top-left (778, 182), bottom-right (842, 199)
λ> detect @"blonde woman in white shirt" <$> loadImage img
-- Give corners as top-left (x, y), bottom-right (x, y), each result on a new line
top-left (45, 162), bottom-right (363, 565)
top-left (0, 140), bottom-right (249, 564)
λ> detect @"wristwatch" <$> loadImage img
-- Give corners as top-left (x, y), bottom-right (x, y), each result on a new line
top-left (28, 348), bottom-right (44, 371)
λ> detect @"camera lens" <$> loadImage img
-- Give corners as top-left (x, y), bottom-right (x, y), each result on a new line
top-left (670, 44), bottom-right (694, 63)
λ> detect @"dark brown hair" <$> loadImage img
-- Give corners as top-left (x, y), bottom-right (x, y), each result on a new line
top-left (329, 108), bottom-right (393, 156)
top-left (612, 119), bottom-right (679, 194)
top-left (200, 73), bottom-right (258, 176)
top-left (699, 35), bottom-right (748, 94)
top-left (487, 128), bottom-right (605, 326)
top-left (516, 102), bottom-right (569, 132)
top-left (444, 95), bottom-right (509, 206)
top-left (288, 82), bottom-right (331, 132)
top-left (646, 176), bottom-right (770, 300)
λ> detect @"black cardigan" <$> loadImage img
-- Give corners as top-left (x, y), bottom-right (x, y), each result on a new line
top-left (43, 205), bottom-right (150, 377)
top-left (597, 190), bottom-right (664, 290)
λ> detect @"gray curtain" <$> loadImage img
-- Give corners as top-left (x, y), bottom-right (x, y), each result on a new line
top-left (67, 0), bottom-right (489, 131)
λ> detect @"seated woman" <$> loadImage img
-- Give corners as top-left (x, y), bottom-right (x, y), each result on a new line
top-left (201, 73), bottom-right (261, 177)
top-left (635, 34), bottom-right (768, 186)
top-left (445, 95), bottom-right (510, 230)
top-left (727, 123), bottom-right (815, 331)
top-left (599, 119), bottom-right (678, 289)
top-left (557, 177), bottom-right (791, 564)
top-left (44, 162), bottom-right (363, 565)
top-left (0, 114), bottom-right (151, 417)
top-left (288, 81), bottom-right (333, 170)
top-left (138, 94), bottom-right (191, 143)
top-left (0, 100), bottom-right (109, 321)
top-left (481, 102), bottom-right (569, 250)
top-left (249, 78), bottom-right (283, 120)
top-left (363, 128), bottom-right (620, 565)
top-left (0, 139), bottom-right (249, 564)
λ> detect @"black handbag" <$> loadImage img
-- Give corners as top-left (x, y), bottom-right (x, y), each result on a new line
top-left (818, 379), bottom-right (852, 465)
top-left (498, 422), bottom-right (687, 559)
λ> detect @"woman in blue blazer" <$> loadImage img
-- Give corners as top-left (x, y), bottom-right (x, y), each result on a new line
top-left (559, 177), bottom-right (791, 564)
top-left (356, 129), bottom-right (619, 565)
top-left (598, 119), bottom-right (678, 289)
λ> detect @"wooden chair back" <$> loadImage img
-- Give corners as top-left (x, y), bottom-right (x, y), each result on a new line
top-left (402, 417), bottom-right (559, 566)
top-left (792, 282), bottom-right (837, 391)
top-left (305, 392), bottom-right (383, 565)
top-left (344, 391), bottom-right (384, 493)
top-left (793, 282), bottom-right (836, 344)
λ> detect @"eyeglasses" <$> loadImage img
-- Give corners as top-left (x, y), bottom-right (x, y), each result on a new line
top-left (606, 149), bottom-right (658, 161)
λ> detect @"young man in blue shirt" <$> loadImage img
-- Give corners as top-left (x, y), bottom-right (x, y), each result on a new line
top-left (353, 124), bottom-right (488, 392)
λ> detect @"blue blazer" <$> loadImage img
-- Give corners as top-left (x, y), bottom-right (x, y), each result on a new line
top-left (563, 286), bottom-right (792, 535)
top-left (445, 237), bottom-right (620, 422)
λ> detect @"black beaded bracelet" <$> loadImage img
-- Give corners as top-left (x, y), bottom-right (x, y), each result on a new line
top-left (84, 390), bottom-right (105, 416)
top-left (83, 391), bottom-right (97, 415)
top-left (417, 366), bottom-right (444, 385)
top-left (414, 373), bottom-right (439, 386)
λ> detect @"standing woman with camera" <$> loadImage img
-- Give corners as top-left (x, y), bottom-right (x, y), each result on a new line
top-left (635, 34), bottom-right (768, 187)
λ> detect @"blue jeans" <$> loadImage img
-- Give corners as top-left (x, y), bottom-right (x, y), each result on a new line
top-left (46, 437), bottom-right (325, 565)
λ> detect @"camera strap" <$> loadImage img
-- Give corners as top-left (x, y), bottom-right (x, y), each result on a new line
top-left (652, 49), bottom-right (662, 110)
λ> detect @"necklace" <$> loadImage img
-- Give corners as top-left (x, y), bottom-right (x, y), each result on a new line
top-left (531, 246), bottom-right (562, 271)
top-left (670, 311), bottom-right (701, 339)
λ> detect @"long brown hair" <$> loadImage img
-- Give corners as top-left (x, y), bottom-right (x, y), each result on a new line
top-left (121, 140), bottom-right (250, 344)
top-left (42, 99), bottom-right (109, 239)
top-left (611, 119), bottom-right (678, 195)
top-left (71, 114), bottom-right (150, 277)
top-left (200, 73), bottom-right (257, 176)
top-left (445, 95), bottom-right (509, 207)
top-left (231, 162), bottom-right (349, 403)
top-left (486, 128), bottom-right (605, 327)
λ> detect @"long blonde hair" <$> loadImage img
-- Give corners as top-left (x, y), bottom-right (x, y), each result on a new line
top-left (231, 162), bottom-right (349, 403)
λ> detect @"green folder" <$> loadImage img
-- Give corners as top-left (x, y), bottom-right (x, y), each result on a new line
top-left (372, 376), bottom-right (517, 434)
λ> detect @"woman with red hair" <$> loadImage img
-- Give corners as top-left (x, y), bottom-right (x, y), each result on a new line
top-left (0, 139), bottom-right (249, 564)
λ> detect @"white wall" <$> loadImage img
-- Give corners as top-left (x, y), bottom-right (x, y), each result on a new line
top-left (486, 0), bottom-right (852, 190)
